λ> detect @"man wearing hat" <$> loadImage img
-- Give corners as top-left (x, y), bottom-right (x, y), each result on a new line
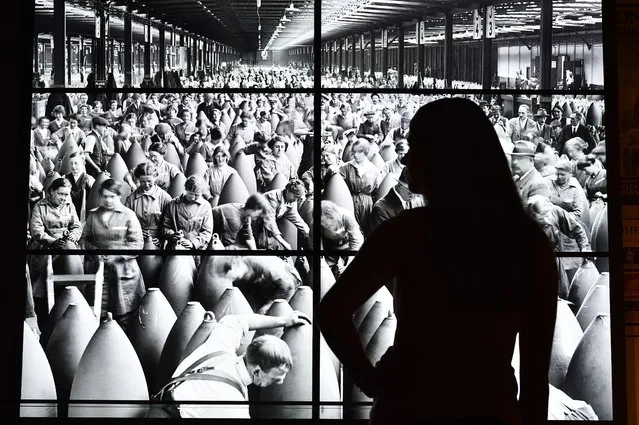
top-left (382, 111), bottom-right (412, 146)
top-left (83, 116), bottom-right (112, 178)
top-left (510, 141), bottom-right (551, 204)
top-left (357, 110), bottom-right (383, 144)
top-left (533, 108), bottom-right (553, 142)
top-left (557, 112), bottom-right (596, 155)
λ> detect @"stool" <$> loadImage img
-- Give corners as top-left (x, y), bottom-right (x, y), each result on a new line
top-left (46, 255), bottom-right (104, 319)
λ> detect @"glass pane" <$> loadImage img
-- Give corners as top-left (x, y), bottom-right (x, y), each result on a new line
top-left (318, 253), bottom-right (612, 420)
top-left (27, 92), bottom-right (315, 251)
top-left (22, 253), bottom-right (314, 418)
top-left (319, 92), bottom-right (607, 255)
top-left (553, 0), bottom-right (603, 90)
top-left (32, 0), bottom-right (313, 89)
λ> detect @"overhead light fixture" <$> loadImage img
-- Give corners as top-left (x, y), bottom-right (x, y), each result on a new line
top-left (286, 1), bottom-right (300, 12)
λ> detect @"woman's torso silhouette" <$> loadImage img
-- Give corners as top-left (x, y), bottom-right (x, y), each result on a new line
top-left (368, 206), bottom-right (535, 425)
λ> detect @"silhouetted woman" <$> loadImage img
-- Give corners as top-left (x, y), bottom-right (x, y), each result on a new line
top-left (319, 98), bottom-right (558, 425)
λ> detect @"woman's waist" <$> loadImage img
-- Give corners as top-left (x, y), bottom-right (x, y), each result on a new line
top-left (91, 239), bottom-right (135, 249)
top-left (373, 352), bottom-right (520, 407)
top-left (371, 396), bottom-right (521, 425)
top-left (389, 337), bottom-right (518, 380)
top-left (44, 227), bottom-right (77, 237)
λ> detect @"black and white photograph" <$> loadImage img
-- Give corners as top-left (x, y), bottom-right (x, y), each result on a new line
top-left (321, 0), bottom-right (602, 90)
top-left (22, 253), bottom-right (314, 418)
top-left (317, 255), bottom-right (612, 421)
top-left (19, 0), bottom-right (624, 422)
top-left (32, 0), bottom-right (314, 89)
top-left (319, 93), bottom-right (607, 256)
top-left (27, 92), bottom-right (315, 251)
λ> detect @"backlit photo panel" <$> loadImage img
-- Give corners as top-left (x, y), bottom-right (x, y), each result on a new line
top-left (318, 253), bottom-right (612, 420)
top-left (22, 253), bottom-right (314, 418)
top-left (319, 93), bottom-right (607, 258)
top-left (27, 92), bottom-right (315, 252)
top-left (33, 0), bottom-right (314, 89)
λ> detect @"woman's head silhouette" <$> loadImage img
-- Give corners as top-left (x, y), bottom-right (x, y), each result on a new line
top-left (405, 97), bottom-right (522, 214)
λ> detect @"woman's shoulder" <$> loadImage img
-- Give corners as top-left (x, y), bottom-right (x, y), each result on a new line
top-left (122, 204), bottom-right (140, 217)
top-left (33, 197), bottom-right (50, 208)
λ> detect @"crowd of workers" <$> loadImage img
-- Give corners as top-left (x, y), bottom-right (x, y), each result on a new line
top-left (316, 92), bottom-right (606, 280)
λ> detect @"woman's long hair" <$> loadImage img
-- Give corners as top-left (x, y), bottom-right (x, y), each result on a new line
top-left (408, 98), bottom-right (549, 303)
top-left (410, 98), bottom-right (523, 214)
